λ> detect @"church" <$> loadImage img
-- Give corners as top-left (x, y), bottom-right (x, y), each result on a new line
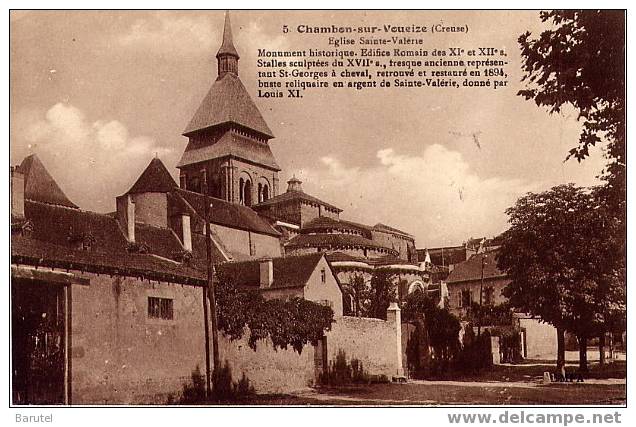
top-left (171, 12), bottom-right (430, 310)
top-left (10, 12), bottom-right (418, 404)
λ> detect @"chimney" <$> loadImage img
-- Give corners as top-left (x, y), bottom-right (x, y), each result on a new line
top-left (286, 175), bottom-right (303, 192)
top-left (116, 194), bottom-right (136, 242)
top-left (182, 214), bottom-right (192, 251)
top-left (10, 166), bottom-right (25, 219)
top-left (259, 258), bottom-right (273, 288)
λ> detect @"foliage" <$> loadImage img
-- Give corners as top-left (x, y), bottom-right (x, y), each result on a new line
top-left (342, 273), bottom-right (371, 317)
top-left (518, 11), bottom-right (625, 192)
top-left (319, 349), bottom-right (369, 386)
top-left (215, 271), bottom-right (335, 354)
top-left (498, 184), bottom-right (625, 336)
top-left (180, 365), bottom-right (206, 404)
top-left (402, 291), bottom-right (461, 375)
top-left (454, 328), bottom-right (493, 373)
top-left (518, 11), bottom-right (626, 308)
top-left (498, 184), bottom-right (626, 370)
top-left (466, 302), bottom-right (514, 327)
top-left (368, 270), bottom-right (397, 320)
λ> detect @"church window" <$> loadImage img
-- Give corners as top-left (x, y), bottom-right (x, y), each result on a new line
top-left (239, 178), bottom-right (245, 205)
top-left (321, 268), bottom-right (326, 283)
top-left (262, 184), bottom-right (269, 201)
top-left (244, 179), bottom-right (252, 206)
top-left (257, 183), bottom-right (263, 203)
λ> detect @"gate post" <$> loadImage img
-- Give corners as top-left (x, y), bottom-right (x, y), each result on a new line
top-left (386, 303), bottom-right (404, 377)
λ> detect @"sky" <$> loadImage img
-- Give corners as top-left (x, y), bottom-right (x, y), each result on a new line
top-left (9, 10), bottom-right (610, 248)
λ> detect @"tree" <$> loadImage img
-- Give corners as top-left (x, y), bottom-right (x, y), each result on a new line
top-left (368, 270), bottom-right (397, 320)
top-left (518, 11), bottom-right (625, 193)
top-left (497, 184), bottom-right (625, 371)
top-left (342, 273), bottom-right (371, 317)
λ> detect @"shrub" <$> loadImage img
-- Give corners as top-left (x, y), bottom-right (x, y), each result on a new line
top-left (319, 349), bottom-right (369, 386)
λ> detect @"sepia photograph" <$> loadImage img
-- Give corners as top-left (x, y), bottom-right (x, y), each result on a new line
top-left (7, 6), bottom-right (627, 415)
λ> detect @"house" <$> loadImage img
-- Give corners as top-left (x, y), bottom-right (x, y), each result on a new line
top-left (11, 155), bottom-right (215, 405)
top-left (445, 249), bottom-right (557, 360)
top-left (216, 253), bottom-right (343, 316)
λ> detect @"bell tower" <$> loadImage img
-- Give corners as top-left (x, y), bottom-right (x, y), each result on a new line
top-left (177, 11), bottom-right (281, 206)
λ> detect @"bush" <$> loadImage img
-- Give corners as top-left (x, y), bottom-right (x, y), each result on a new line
top-left (180, 365), bottom-right (206, 404)
top-left (319, 349), bottom-right (369, 386)
top-left (454, 329), bottom-right (494, 373)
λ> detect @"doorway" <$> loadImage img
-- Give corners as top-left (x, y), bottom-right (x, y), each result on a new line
top-left (12, 279), bottom-right (67, 405)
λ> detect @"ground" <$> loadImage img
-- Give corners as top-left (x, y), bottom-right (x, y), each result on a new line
top-left (216, 360), bottom-right (626, 406)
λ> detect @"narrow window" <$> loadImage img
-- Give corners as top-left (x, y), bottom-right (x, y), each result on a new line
top-left (320, 268), bottom-right (326, 283)
top-left (148, 297), bottom-right (174, 320)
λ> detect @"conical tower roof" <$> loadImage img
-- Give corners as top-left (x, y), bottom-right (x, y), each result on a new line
top-left (126, 157), bottom-right (177, 194)
top-left (18, 154), bottom-right (78, 208)
top-left (216, 11), bottom-right (239, 59)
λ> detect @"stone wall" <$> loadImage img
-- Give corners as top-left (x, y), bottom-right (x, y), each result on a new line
top-left (218, 333), bottom-right (315, 394)
top-left (211, 223), bottom-right (281, 259)
top-left (325, 311), bottom-right (402, 379)
top-left (70, 272), bottom-right (206, 404)
top-left (519, 317), bottom-right (557, 360)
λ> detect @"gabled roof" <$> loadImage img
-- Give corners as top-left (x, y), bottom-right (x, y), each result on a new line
top-left (177, 131), bottom-right (280, 170)
top-left (12, 200), bottom-right (220, 285)
top-left (216, 253), bottom-right (324, 290)
top-left (417, 246), bottom-right (468, 267)
top-left (183, 73), bottom-right (274, 139)
top-left (127, 158), bottom-right (178, 194)
top-left (446, 250), bottom-right (507, 284)
top-left (17, 154), bottom-right (78, 208)
top-left (253, 189), bottom-right (342, 213)
top-left (174, 188), bottom-right (280, 237)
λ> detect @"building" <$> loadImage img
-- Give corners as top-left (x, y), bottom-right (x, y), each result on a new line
top-left (11, 12), bottom-right (411, 403)
top-left (177, 12), bottom-right (280, 206)
top-left (445, 249), bottom-right (557, 360)
top-left (217, 253), bottom-right (343, 316)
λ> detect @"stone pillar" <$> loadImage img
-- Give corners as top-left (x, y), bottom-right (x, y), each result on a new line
top-left (386, 302), bottom-right (404, 377)
top-left (491, 336), bottom-right (501, 365)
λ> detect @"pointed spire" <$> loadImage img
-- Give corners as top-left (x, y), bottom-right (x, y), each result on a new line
top-left (18, 154), bottom-right (78, 208)
top-left (126, 157), bottom-right (177, 194)
top-left (216, 11), bottom-right (239, 77)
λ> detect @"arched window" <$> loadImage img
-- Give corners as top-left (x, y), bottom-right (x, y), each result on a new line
top-left (257, 183), bottom-right (263, 203)
top-left (239, 178), bottom-right (245, 205)
top-left (262, 184), bottom-right (269, 201)
top-left (244, 180), bottom-right (252, 206)
top-left (408, 280), bottom-right (426, 295)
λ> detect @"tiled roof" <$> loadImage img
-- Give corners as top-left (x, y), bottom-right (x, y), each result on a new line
top-left (253, 190), bottom-right (342, 213)
top-left (12, 235), bottom-right (205, 285)
top-left (12, 201), bottom-right (215, 284)
top-left (445, 250), bottom-right (507, 284)
top-left (372, 223), bottom-right (414, 239)
top-left (216, 253), bottom-right (324, 290)
top-left (286, 233), bottom-right (398, 255)
top-left (325, 251), bottom-right (414, 266)
top-left (174, 189), bottom-right (280, 237)
top-left (183, 73), bottom-right (274, 138)
top-left (301, 216), bottom-right (370, 237)
top-left (418, 246), bottom-right (468, 267)
top-left (17, 154), bottom-right (78, 208)
top-left (177, 132), bottom-right (280, 170)
top-left (127, 158), bottom-right (178, 194)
